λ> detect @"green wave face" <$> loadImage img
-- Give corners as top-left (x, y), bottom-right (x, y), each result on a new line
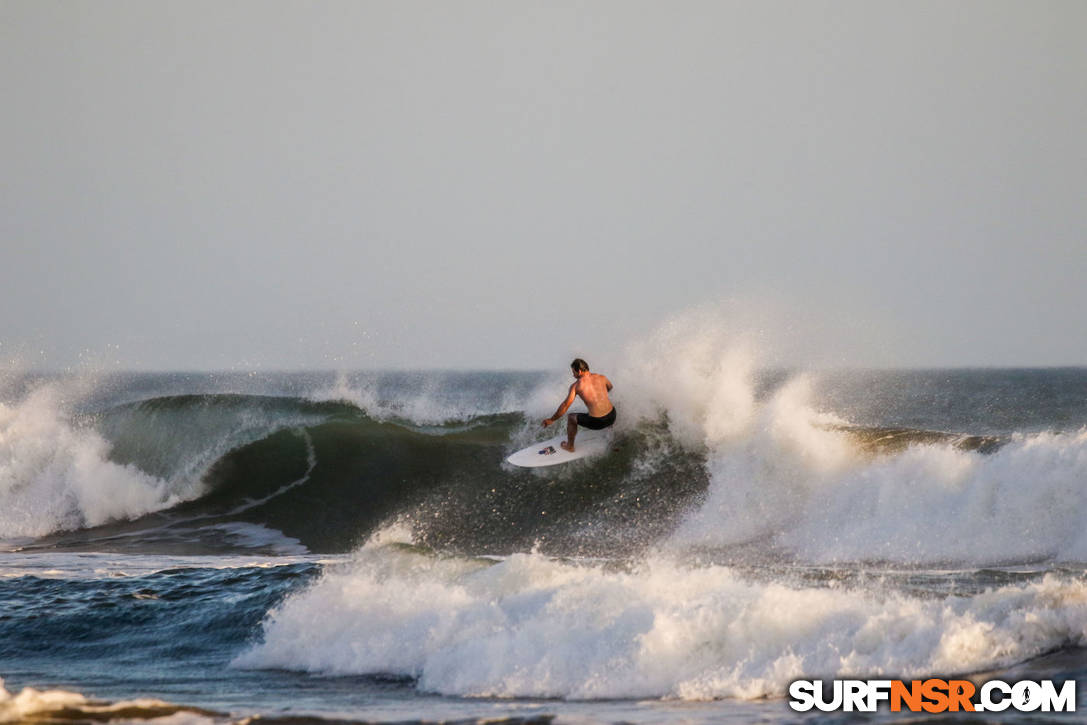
top-left (29, 392), bottom-right (1012, 558)
top-left (36, 394), bottom-right (707, 555)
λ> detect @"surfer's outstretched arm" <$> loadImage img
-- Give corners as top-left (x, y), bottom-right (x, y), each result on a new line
top-left (542, 383), bottom-right (578, 427)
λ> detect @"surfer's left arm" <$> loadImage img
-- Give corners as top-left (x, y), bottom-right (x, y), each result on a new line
top-left (543, 384), bottom-right (578, 427)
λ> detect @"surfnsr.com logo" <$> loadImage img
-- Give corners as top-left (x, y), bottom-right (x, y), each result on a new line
top-left (789, 679), bottom-right (1077, 713)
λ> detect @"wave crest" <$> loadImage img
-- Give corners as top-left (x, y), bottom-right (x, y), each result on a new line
top-left (0, 385), bottom-right (185, 540)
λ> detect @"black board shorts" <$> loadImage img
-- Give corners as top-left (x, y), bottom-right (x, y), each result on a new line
top-left (575, 407), bottom-right (616, 430)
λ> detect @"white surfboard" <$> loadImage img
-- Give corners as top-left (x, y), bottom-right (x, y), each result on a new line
top-left (506, 431), bottom-right (612, 468)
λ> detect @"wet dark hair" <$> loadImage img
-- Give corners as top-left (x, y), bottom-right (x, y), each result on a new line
top-left (571, 358), bottom-right (589, 373)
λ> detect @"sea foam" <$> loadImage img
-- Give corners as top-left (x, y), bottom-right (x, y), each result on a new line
top-left (661, 371), bottom-right (1087, 564)
top-left (0, 384), bottom-right (183, 539)
top-left (0, 678), bottom-right (214, 724)
top-left (605, 310), bottom-right (1087, 565)
top-left (235, 535), bottom-right (1087, 700)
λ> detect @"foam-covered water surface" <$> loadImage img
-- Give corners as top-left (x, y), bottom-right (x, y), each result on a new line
top-left (236, 531), bottom-right (1087, 701)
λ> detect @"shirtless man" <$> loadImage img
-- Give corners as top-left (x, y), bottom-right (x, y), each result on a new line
top-left (542, 358), bottom-right (616, 452)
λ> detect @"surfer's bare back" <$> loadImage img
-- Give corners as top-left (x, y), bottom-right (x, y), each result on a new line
top-left (542, 358), bottom-right (616, 452)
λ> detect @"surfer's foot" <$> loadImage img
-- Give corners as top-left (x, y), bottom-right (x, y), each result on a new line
top-left (561, 440), bottom-right (575, 452)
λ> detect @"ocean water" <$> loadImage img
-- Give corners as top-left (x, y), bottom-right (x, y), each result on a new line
top-left (2, 361), bottom-right (1087, 723)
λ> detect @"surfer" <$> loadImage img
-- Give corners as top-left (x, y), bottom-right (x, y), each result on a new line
top-left (542, 358), bottom-right (615, 452)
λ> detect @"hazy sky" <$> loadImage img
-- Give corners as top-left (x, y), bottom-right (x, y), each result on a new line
top-left (2, 1), bottom-right (1085, 370)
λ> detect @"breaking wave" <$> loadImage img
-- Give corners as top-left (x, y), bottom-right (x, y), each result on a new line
top-left (2, 316), bottom-right (1085, 568)
top-left (0, 385), bottom-right (184, 540)
top-left (235, 530), bottom-right (1087, 700)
